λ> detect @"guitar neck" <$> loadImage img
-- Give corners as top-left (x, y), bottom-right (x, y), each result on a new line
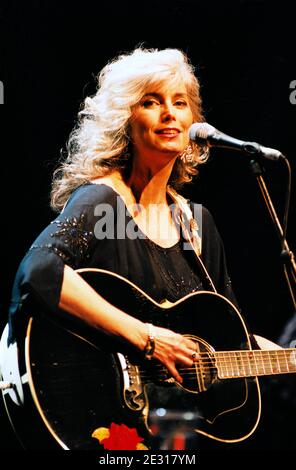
top-left (215, 349), bottom-right (296, 379)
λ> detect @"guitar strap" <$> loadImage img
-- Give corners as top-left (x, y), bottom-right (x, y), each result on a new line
top-left (167, 186), bottom-right (217, 293)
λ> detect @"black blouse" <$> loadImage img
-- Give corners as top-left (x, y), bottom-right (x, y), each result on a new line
top-left (8, 183), bottom-right (237, 343)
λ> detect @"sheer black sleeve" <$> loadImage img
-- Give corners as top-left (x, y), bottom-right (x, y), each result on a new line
top-left (8, 184), bottom-right (117, 344)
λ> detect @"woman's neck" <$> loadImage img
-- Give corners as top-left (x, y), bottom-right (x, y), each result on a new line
top-left (124, 156), bottom-right (177, 207)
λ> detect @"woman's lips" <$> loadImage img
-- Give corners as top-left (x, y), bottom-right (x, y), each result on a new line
top-left (155, 128), bottom-right (181, 137)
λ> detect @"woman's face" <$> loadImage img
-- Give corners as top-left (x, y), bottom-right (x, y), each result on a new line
top-left (130, 81), bottom-right (194, 162)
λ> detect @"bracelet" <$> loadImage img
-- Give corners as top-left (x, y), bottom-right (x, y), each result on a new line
top-left (144, 323), bottom-right (155, 360)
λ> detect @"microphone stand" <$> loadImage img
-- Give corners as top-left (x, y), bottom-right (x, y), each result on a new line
top-left (249, 159), bottom-right (296, 310)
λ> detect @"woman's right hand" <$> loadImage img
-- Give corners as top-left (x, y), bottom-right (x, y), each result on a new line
top-left (59, 267), bottom-right (197, 383)
top-left (144, 325), bottom-right (198, 383)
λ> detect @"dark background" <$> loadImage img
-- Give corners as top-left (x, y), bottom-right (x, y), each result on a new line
top-left (0, 0), bottom-right (295, 453)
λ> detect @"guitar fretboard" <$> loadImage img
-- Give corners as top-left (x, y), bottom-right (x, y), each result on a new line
top-left (215, 349), bottom-right (296, 379)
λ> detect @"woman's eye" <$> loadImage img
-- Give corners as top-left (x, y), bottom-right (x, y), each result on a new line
top-left (175, 100), bottom-right (187, 107)
top-left (142, 99), bottom-right (158, 108)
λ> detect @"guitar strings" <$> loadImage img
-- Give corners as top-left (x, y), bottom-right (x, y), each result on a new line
top-left (139, 361), bottom-right (296, 375)
top-left (137, 352), bottom-right (296, 380)
top-left (139, 350), bottom-right (296, 367)
top-left (138, 364), bottom-right (296, 381)
top-left (133, 349), bottom-right (296, 382)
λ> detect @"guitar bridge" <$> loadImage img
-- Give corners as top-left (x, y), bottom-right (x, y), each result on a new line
top-left (117, 353), bottom-right (146, 411)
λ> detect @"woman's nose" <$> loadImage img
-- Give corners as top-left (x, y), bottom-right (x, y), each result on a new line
top-left (161, 103), bottom-right (176, 121)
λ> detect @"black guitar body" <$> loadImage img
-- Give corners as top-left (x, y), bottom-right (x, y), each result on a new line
top-left (2, 269), bottom-right (261, 449)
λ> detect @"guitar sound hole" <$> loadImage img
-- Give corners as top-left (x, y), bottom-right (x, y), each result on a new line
top-left (181, 339), bottom-right (217, 394)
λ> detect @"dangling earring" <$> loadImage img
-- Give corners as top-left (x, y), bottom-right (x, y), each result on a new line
top-left (180, 144), bottom-right (195, 163)
top-left (122, 142), bottom-right (132, 162)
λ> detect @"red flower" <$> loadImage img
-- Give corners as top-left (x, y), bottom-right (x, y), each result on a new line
top-left (100, 423), bottom-right (144, 450)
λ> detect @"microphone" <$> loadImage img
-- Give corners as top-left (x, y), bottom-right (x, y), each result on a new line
top-left (189, 122), bottom-right (285, 161)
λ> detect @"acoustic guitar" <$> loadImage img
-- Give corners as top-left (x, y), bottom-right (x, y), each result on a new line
top-left (1, 269), bottom-right (295, 449)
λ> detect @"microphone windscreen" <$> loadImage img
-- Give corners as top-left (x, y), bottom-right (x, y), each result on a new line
top-left (189, 122), bottom-right (215, 141)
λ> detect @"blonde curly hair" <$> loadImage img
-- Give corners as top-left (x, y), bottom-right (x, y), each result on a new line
top-left (51, 47), bottom-right (208, 211)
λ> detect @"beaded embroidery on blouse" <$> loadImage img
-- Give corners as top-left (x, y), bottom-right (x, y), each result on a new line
top-left (50, 214), bottom-right (94, 258)
top-left (29, 243), bottom-right (72, 264)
